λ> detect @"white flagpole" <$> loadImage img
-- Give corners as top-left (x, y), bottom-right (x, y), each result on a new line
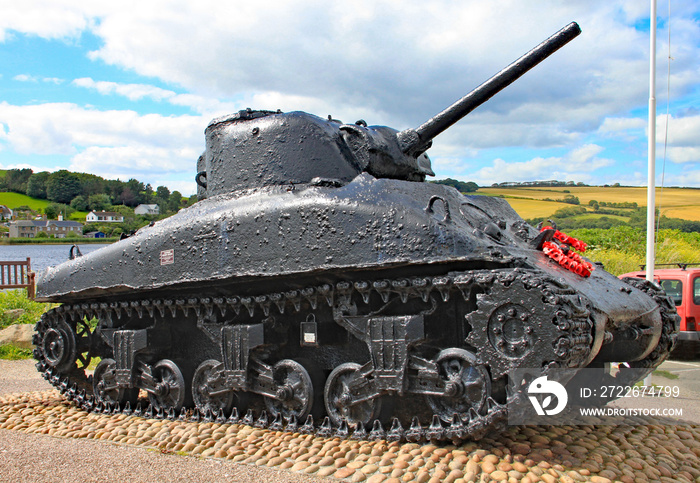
top-left (646, 0), bottom-right (657, 284)
top-left (644, 0), bottom-right (657, 386)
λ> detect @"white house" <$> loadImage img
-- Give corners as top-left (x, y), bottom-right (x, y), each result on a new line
top-left (134, 204), bottom-right (160, 215)
top-left (0, 205), bottom-right (12, 220)
top-left (86, 211), bottom-right (124, 223)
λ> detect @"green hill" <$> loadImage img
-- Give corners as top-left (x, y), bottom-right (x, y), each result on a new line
top-left (0, 192), bottom-right (87, 220)
top-left (0, 192), bottom-right (51, 212)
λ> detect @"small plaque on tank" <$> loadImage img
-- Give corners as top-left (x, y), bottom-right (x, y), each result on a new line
top-left (160, 249), bottom-right (174, 265)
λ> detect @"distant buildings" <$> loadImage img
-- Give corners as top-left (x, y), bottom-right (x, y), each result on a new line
top-left (8, 220), bottom-right (83, 238)
top-left (134, 204), bottom-right (160, 215)
top-left (86, 211), bottom-right (124, 223)
top-left (0, 205), bottom-right (12, 220)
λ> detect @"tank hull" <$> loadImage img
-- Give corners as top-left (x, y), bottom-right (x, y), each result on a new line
top-left (32, 176), bottom-right (677, 441)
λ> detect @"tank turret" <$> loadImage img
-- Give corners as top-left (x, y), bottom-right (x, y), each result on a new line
top-left (197, 22), bottom-right (581, 197)
top-left (32, 22), bottom-right (678, 442)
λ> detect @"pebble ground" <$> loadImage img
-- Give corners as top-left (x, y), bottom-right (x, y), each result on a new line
top-left (1, 388), bottom-right (700, 483)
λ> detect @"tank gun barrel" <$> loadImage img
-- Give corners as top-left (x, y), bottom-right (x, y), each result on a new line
top-left (398, 22), bottom-right (581, 156)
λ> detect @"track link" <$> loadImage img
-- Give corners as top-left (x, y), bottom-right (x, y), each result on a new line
top-left (32, 269), bottom-right (626, 443)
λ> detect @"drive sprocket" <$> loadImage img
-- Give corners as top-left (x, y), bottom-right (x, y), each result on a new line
top-left (466, 279), bottom-right (564, 378)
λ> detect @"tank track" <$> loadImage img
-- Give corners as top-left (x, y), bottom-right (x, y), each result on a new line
top-left (618, 277), bottom-right (680, 372)
top-left (33, 268), bottom-right (596, 443)
top-left (564, 277), bottom-right (680, 408)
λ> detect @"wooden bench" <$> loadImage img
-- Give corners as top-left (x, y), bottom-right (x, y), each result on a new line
top-left (0, 258), bottom-right (36, 298)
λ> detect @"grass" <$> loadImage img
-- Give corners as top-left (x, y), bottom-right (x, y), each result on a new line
top-left (497, 198), bottom-right (566, 219)
top-left (652, 369), bottom-right (680, 380)
top-left (567, 227), bottom-right (700, 275)
top-left (574, 213), bottom-right (629, 222)
top-left (0, 192), bottom-right (87, 220)
top-left (0, 192), bottom-right (51, 212)
top-left (0, 290), bottom-right (100, 363)
top-left (0, 289), bottom-right (55, 329)
top-left (0, 344), bottom-right (33, 360)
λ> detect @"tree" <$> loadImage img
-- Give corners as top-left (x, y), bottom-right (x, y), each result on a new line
top-left (77, 173), bottom-right (106, 196)
top-left (168, 191), bottom-right (183, 212)
top-left (88, 194), bottom-right (112, 211)
top-left (432, 178), bottom-right (478, 193)
top-left (4, 168), bottom-right (33, 193)
top-left (70, 195), bottom-right (88, 212)
top-left (463, 181), bottom-right (479, 192)
top-left (156, 185), bottom-right (170, 200)
top-left (120, 187), bottom-right (138, 207)
top-left (144, 183), bottom-right (154, 203)
top-left (46, 171), bottom-right (82, 203)
top-left (120, 178), bottom-right (146, 207)
top-left (44, 203), bottom-right (75, 220)
top-left (26, 172), bottom-right (50, 199)
top-left (106, 179), bottom-right (124, 202)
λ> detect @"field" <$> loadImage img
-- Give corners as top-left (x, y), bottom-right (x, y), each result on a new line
top-left (0, 192), bottom-right (87, 220)
top-left (477, 186), bottom-right (700, 221)
top-left (0, 192), bottom-right (51, 212)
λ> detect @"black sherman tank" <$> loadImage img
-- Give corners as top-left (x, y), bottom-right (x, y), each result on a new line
top-left (32, 23), bottom-right (679, 441)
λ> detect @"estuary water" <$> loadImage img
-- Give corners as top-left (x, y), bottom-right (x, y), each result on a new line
top-left (0, 244), bottom-right (110, 275)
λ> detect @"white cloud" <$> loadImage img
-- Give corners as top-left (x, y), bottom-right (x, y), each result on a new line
top-left (13, 74), bottom-right (64, 84)
top-left (0, 101), bottom-right (205, 187)
top-left (466, 144), bottom-right (615, 186)
top-left (72, 78), bottom-right (173, 102)
top-left (0, 162), bottom-right (61, 173)
top-left (13, 74), bottom-right (37, 82)
top-left (69, 145), bottom-right (198, 178)
top-left (666, 147), bottom-right (700, 164)
top-left (663, 114), bottom-right (700, 147)
top-left (1, 1), bottom-right (699, 189)
top-left (0, 0), bottom-right (100, 42)
top-left (664, 170), bottom-right (700, 187)
top-left (72, 77), bottom-right (242, 116)
top-left (71, 0), bottom-right (697, 130)
top-left (599, 117), bottom-right (647, 134)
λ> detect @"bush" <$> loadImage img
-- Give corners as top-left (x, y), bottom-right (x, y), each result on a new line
top-left (70, 195), bottom-right (88, 211)
top-left (581, 248), bottom-right (644, 276)
top-left (44, 203), bottom-right (74, 219)
top-left (0, 344), bottom-right (33, 360)
top-left (0, 289), bottom-right (55, 329)
top-left (560, 195), bottom-right (580, 205)
top-left (568, 227), bottom-right (700, 276)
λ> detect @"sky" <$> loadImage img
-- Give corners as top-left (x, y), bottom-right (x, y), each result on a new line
top-left (0, 0), bottom-right (699, 196)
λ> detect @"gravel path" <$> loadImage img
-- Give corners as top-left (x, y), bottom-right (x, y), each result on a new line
top-left (0, 360), bottom-right (323, 483)
top-left (2, 359), bottom-right (700, 483)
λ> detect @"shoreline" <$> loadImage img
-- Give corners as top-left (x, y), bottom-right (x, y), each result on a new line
top-left (0, 238), bottom-right (117, 245)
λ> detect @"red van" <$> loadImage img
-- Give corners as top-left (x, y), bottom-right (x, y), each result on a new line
top-left (619, 265), bottom-right (700, 358)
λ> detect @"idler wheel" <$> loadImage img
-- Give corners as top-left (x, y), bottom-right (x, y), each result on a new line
top-left (324, 362), bottom-right (382, 428)
top-left (426, 348), bottom-right (491, 423)
top-left (41, 320), bottom-right (77, 372)
top-left (148, 359), bottom-right (187, 412)
top-left (192, 359), bottom-right (244, 415)
top-left (93, 358), bottom-right (138, 406)
top-left (264, 359), bottom-right (313, 421)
